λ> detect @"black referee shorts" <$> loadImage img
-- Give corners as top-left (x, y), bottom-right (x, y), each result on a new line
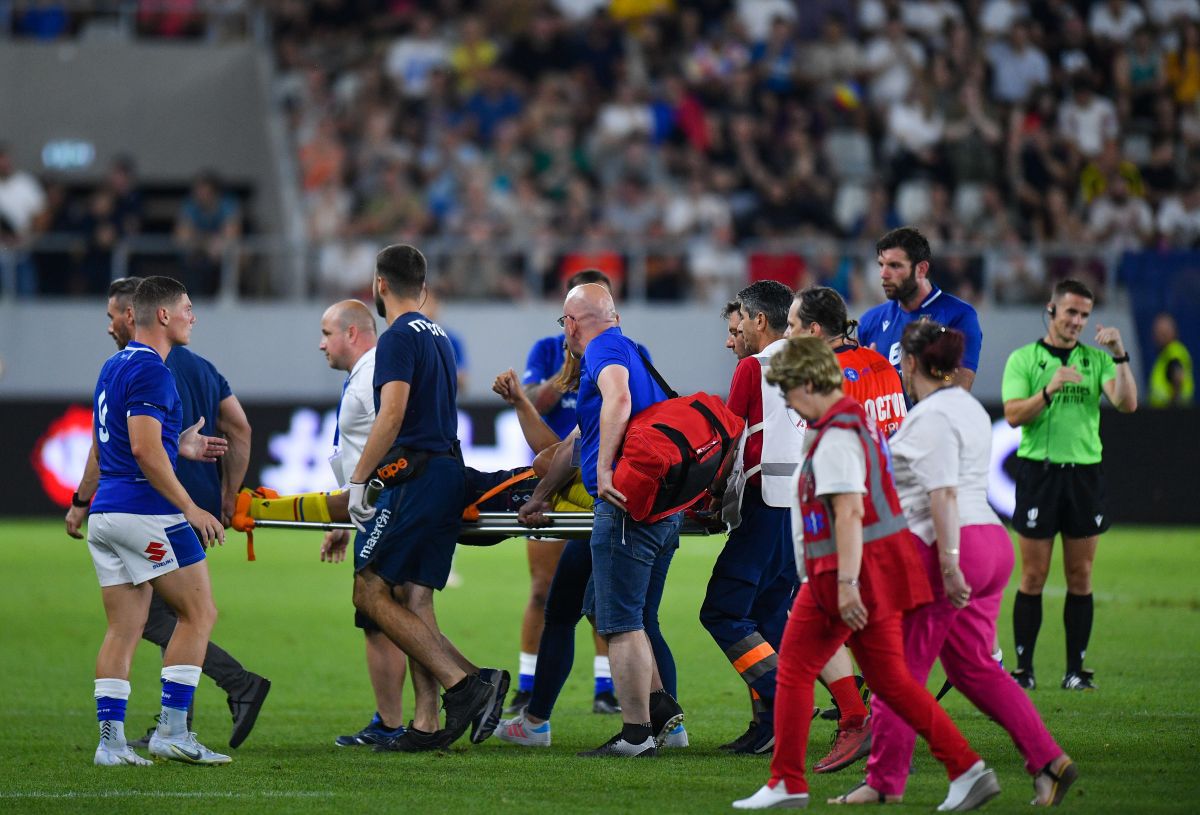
top-left (1012, 458), bottom-right (1110, 540)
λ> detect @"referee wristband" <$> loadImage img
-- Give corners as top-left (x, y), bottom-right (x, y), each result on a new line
top-left (71, 491), bottom-right (91, 508)
top-left (1041, 386), bottom-right (1052, 406)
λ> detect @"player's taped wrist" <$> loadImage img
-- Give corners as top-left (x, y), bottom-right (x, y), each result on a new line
top-left (71, 491), bottom-right (91, 508)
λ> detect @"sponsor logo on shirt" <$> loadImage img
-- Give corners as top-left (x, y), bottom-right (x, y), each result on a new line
top-left (882, 320), bottom-right (891, 331)
top-left (407, 318), bottom-right (448, 338)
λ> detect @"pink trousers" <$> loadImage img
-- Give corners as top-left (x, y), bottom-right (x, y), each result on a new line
top-left (865, 525), bottom-right (1063, 797)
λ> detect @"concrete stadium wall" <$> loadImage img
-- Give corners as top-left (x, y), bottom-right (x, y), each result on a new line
top-left (0, 41), bottom-right (280, 232)
top-left (0, 301), bottom-right (1140, 403)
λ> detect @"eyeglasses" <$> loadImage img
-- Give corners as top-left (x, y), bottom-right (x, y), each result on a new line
top-left (556, 314), bottom-right (577, 328)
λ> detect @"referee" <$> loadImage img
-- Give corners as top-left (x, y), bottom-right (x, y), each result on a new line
top-left (1001, 279), bottom-right (1138, 691)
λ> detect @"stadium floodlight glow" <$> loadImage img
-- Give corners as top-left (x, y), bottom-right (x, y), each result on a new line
top-left (988, 418), bottom-right (1022, 519)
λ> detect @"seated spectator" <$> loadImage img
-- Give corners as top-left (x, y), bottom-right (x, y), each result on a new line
top-left (1157, 183), bottom-right (1200, 246)
top-left (1087, 176), bottom-right (1155, 252)
top-left (385, 12), bottom-right (449, 100)
top-left (688, 222), bottom-right (745, 306)
top-left (1147, 0), bottom-right (1200, 30)
top-left (979, 0), bottom-right (1028, 38)
top-left (1113, 27), bottom-right (1170, 129)
top-left (941, 78), bottom-right (1003, 187)
top-left (986, 225), bottom-right (1047, 304)
top-left (750, 15), bottom-right (800, 97)
top-left (1058, 75), bottom-right (1119, 159)
top-left (504, 9), bottom-right (576, 88)
top-left (887, 84), bottom-right (945, 186)
top-left (863, 16), bottom-right (926, 110)
top-left (449, 15), bottom-right (498, 94)
top-left (800, 15), bottom-right (861, 93)
top-left (465, 66), bottom-right (523, 148)
top-left (174, 171), bottom-right (242, 297)
top-left (299, 117), bottom-right (346, 192)
top-left (1166, 22), bottom-right (1200, 107)
top-left (603, 173), bottom-right (661, 237)
top-left (664, 173), bottom-right (732, 238)
top-left (0, 145), bottom-right (47, 296)
top-left (986, 22), bottom-right (1050, 105)
top-left (1013, 117), bottom-right (1072, 225)
top-left (849, 185), bottom-right (902, 239)
top-left (737, 0), bottom-right (797, 42)
top-left (1054, 16), bottom-right (1095, 81)
top-left (1080, 141), bottom-right (1146, 205)
top-left (1139, 138), bottom-right (1181, 205)
top-left (107, 156), bottom-right (143, 239)
top-left (595, 82), bottom-right (655, 149)
top-left (1089, 0), bottom-right (1146, 46)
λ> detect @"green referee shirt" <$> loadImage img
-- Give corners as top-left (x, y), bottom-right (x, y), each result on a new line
top-left (1001, 340), bottom-right (1117, 464)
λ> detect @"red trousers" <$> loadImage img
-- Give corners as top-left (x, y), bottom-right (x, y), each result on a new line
top-left (769, 582), bottom-right (980, 793)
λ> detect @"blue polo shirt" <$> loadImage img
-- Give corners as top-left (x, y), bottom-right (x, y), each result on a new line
top-left (374, 311), bottom-right (460, 453)
top-left (166, 346), bottom-right (231, 517)
top-left (523, 335), bottom-right (579, 440)
top-left (858, 285), bottom-right (983, 376)
top-left (577, 327), bottom-right (668, 496)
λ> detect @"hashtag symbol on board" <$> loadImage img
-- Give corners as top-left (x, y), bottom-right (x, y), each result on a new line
top-left (260, 408), bottom-right (341, 494)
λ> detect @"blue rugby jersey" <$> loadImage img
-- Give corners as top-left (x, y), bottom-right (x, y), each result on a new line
top-left (90, 341), bottom-right (184, 516)
top-left (858, 285), bottom-right (983, 377)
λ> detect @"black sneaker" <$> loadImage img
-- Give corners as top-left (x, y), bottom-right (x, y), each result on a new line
top-left (732, 720), bottom-right (775, 755)
top-left (227, 673), bottom-right (271, 749)
top-left (374, 723), bottom-right (445, 753)
top-left (1061, 669), bottom-right (1096, 691)
top-left (649, 692), bottom-right (685, 748)
top-left (1011, 668), bottom-right (1037, 690)
top-left (577, 732), bottom-right (657, 758)
top-left (503, 689), bottom-right (532, 715)
top-left (719, 721), bottom-right (758, 751)
top-left (440, 673), bottom-right (495, 746)
top-left (471, 668), bottom-right (510, 744)
top-left (592, 690), bottom-right (621, 714)
top-left (335, 714), bottom-right (406, 747)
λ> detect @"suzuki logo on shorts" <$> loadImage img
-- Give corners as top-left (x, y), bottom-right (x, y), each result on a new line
top-left (1026, 507), bottom-right (1039, 528)
top-left (145, 541), bottom-right (168, 563)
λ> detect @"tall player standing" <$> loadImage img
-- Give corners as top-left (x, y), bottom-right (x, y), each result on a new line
top-left (88, 276), bottom-right (230, 766)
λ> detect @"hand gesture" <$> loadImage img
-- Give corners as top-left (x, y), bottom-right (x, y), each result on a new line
top-left (838, 581), bottom-right (868, 632)
top-left (1094, 323), bottom-right (1125, 356)
top-left (492, 369), bottom-right (526, 406)
top-left (178, 418), bottom-right (228, 463)
top-left (596, 469), bottom-right (627, 511)
top-left (186, 505), bottom-right (225, 548)
top-left (320, 529), bottom-right (350, 563)
top-left (518, 495), bottom-right (554, 528)
top-left (65, 504), bottom-right (87, 539)
top-left (347, 481), bottom-right (377, 533)
top-left (1047, 364), bottom-right (1082, 394)
top-left (941, 566), bottom-right (972, 609)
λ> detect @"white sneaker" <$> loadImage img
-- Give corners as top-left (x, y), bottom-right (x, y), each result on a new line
top-left (938, 761), bottom-right (1000, 811)
top-left (733, 780), bottom-right (810, 809)
top-left (662, 724), bottom-right (689, 748)
top-left (496, 711), bottom-right (551, 747)
top-left (148, 730), bottom-right (232, 765)
top-left (94, 741), bottom-right (152, 766)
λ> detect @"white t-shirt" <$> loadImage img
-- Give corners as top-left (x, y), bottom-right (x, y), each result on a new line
top-left (864, 37), bottom-right (926, 108)
top-left (385, 37), bottom-right (448, 98)
top-left (1089, 1), bottom-right (1146, 40)
top-left (0, 171), bottom-right (46, 235)
top-left (790, 426), bottom-right (866, 572)
top-left (888, 387), bottom-right (1000, 546)
top-left (1058, 96), bottom-right (1119, 157)
top-left (330, 347), bottom-right (377, 486)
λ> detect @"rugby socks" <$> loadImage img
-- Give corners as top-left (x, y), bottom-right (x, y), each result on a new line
top-left (1064, 593), bottom-right (1094, 674)
top-left (621, 722), bottom-right (653, 744)
top-left (593, 655), bottom-right (614, 696)
top-left (518, 652), bottom-right (537, 693)
top-left (829, 676), bottom-right (868, 730)
top-left (252, 491), bottom-right (333, 524)
top-left (95, 678), bottom-right (131, 747)
top-left (159, 665), bottom-right (202, 736)
top-left (1013, 591), bottom-right (1043, 672)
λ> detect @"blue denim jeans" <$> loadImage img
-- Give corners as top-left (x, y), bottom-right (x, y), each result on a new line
top-left (585, 500), bottom-right (682, 636)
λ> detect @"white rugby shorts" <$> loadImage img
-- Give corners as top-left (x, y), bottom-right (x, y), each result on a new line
top-left (87, 513), bottom-right (206, 587)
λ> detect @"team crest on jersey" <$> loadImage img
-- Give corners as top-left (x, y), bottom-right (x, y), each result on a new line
top-left (843, 367), bottom-right (860, 382)
top-left (1026, 507), bottom-right (1039, 528)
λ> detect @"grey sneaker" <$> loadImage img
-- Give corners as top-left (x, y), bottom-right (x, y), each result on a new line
top-left (577, 732), bottom-right (657, 758)
top-left (592, 690), bottom-right (621, 714)
top-left (148, 730), bottom-right (232, 765)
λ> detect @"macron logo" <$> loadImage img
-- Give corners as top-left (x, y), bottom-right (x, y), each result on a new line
top-left (145, 541), bottom-right (168, 563)
top-left (407, 319), bottom-right (448, 338)
top-left (882, 320), bottom-right (891, 331)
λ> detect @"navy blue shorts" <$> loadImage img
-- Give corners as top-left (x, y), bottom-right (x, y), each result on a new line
top-left (354, 456), bottom-right (467, 590)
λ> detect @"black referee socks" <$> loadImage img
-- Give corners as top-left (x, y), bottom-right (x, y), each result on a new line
top-left (1013, 591), bottom-right (1043, 672)
top-left (1064, 593), bottom-right (1094, 675)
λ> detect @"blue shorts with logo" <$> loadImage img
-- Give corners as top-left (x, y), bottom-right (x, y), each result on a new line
top-left (354, 455), bottom-right (467, 590)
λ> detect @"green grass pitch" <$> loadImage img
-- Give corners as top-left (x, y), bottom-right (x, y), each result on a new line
top-left (1, 521), bottom-right (1197, 813)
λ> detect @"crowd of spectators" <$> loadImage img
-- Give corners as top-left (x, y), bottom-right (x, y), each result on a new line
top-left (6, 1), bottom-right (1200, 304)
top-left (262, 0), bottom-right (1200, 305)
